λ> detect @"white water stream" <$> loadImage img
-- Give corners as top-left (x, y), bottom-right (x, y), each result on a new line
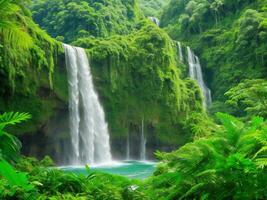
top-left (64, 44), bottom-right (112, 165)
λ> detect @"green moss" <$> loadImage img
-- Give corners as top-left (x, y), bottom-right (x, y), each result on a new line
top-left (0, 5), bottom-right (67, 135)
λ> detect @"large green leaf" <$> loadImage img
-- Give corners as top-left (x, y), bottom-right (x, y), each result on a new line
top-left (0, 159), bottom-right (34, 191)
top-left (0, 112), bottom-right (31, 132)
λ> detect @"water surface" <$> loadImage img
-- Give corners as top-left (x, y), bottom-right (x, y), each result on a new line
top-left (60, 160), bottom-right (156, 179)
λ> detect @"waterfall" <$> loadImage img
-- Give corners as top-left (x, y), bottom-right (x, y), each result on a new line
top-left (140, 118), bottom-right (146, 160)
top-left (63, 44), bottom-right (112, 165)
top-left (187, 47), bottom-right (212, 108)
top-left (148, 17), bottom-right (160, 27)
top-left (126, 133), bottom-right (130, 160)
top-left (178, 42), bottom-right (183, 62)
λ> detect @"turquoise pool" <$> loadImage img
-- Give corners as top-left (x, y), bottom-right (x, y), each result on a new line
top-left (60, 160), bottom-right (156, 179)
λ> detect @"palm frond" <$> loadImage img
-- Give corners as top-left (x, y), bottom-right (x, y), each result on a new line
top-left (0, 112), bottom-right (31, 131)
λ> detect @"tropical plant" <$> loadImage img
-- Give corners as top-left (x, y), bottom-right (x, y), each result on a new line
top-left (0, 159), bottom-right (36, 200)
top-left (0, 112), bottom-right (31, 162)
top-left (147, 113), bottom-right (267, 199)
top-left (0, 112), bottom-right (35, 199)
top-left (0, 0), bottom-right (33, 49)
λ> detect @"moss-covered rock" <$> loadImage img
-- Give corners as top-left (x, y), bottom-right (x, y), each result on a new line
top-left (74, 23), bottom-right (204, 158)
top-left (0, 5), bottom-right (68, 150)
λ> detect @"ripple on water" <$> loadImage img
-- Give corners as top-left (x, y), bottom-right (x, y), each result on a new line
top-left (60, 160), bottom-right (156, 179)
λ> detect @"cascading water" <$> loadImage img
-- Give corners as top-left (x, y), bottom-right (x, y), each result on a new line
top-left (177, 42), bottom-right (183, 62)
top-left (140, 118), bottom-right (146, 160)
top-left (63, 44), bottom-right (112, 165)
top-left (126, 133), bottom-right (130, 160)
top-left (148, 17), bottom-right (160, 27)
top-left (187, 47), bottom-right (212, 108)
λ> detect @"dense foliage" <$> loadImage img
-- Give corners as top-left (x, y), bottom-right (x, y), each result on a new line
top-left (73, 23), bottom-right (206, 147)
top-left (138, 0), bottom-right (169, 17)
top-left (161, 0), bottom-right (267, 115)
top-left (0, 0), bottom-right (67, 137)
top-left (147, 113), bottom-right (267, 199)
top-left (1, 0), bottom-right (267, 199)
top-left (31, 0), bottom-right (142, 42)
top-left (2, 112), bottom-right (267, 199)
top-left (226, 79), bottom-right (267, 118)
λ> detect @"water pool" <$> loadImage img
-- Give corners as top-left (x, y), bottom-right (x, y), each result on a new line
top-left (60, 160), bottom-right (156, 179)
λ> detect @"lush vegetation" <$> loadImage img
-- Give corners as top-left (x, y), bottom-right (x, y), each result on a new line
top-left (161, 0), bottom-right (267, 115)
top-left (2, 111), bottom-right (267, 199)
top-left (0, 0), bottom-right (67, 138)
top-left (146, 113), bottom-right (267, 199)
top-left (73, 23), bottom-right (206, 148)
top-left (138, 0), bottom-right (169, 17)
top-left (31, 0), bottom-right (142, 42)
top-left (21, 0), bottom-right (208, 156)
top-left (1, 0), bottom-right (267, 199)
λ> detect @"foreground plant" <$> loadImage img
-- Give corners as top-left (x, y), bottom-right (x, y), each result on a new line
top-left (0, 112), bottom-right (36, 199)
top-left (147, 113), bottom-right (267, 199)
top-left (0, 112), bottom-right (31, 162)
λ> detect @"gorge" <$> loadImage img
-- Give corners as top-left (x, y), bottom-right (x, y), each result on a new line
top-left (1, 0), bottom-right (266, 199)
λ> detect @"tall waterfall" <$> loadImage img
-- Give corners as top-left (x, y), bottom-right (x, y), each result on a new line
top-left (148, 17), bottom-right (160, 27)
top-left (140, 118), bottom-right (146, 160)
top-left (64, 44), bottom-right (112, 165)
top-left (187, 47), bottom-right (212, 107)
top-left (178, 42), bottom-right (183, 62)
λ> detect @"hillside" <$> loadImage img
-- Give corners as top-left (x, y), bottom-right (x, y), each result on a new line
top-left (161, 0), bottom-right (267, 115)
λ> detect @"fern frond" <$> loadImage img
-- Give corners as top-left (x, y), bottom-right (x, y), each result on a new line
top-left (253, 146), bottom-right (267, 159)
top-left (0, 112), bottom-right (31, 131)
top-left (254, 158), bottom-right (267, 169)
top-left (179, 183), bottom-right (206, 200)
